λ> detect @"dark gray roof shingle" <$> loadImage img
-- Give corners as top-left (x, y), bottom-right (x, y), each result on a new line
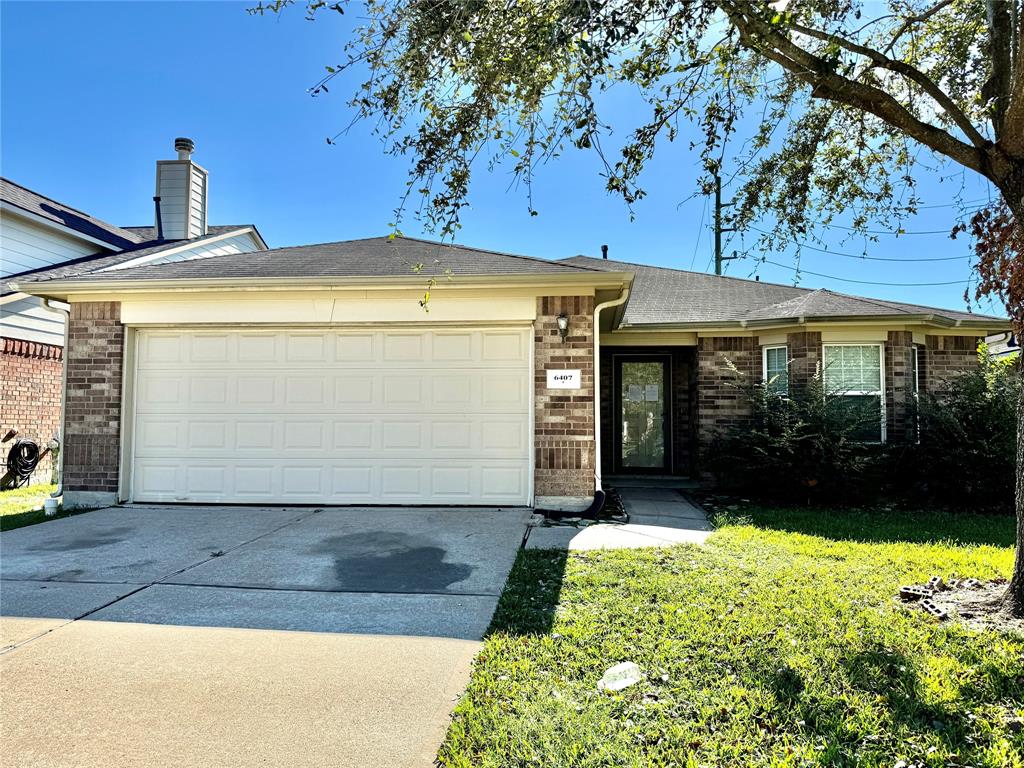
top-left (22, 236), bottom-right (599, 284)
top-left (565, 256), bottom-right (1005, 326)
top-left (1, 178), bottom-right (144, 249)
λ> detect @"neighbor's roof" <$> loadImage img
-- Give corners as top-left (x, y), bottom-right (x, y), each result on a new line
top-left (2, 226), bottom-right (263, 297)
top-left (564, 255), bottom-right (1006, 327)
top-left (19, 236), bottom-right (602, 285)
top-left (1, 177), bottom-right (144, 250)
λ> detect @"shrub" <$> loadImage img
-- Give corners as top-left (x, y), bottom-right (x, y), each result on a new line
top-left (705, 360), bottom-right (887, 503)
top-left (896, 344), bottom-right (1019, 510)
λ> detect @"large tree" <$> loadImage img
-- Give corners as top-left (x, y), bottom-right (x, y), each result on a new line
top-left (256, 0), bottom-right (1024, 610)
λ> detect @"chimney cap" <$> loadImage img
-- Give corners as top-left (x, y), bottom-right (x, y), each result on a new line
top-left (174, 137), bottom-right (195, 153)
top-left (601, 244), bottom-right (609, 259)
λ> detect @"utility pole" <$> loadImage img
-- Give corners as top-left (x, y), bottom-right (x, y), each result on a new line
top-left (713, 174), bottom-right (736, 275)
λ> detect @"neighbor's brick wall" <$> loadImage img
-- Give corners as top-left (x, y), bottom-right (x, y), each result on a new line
top-left (696, 336), bottom-right (758, 456)
top-left (535, 296), bottom-right (595, 498)
top-left (923, 334), bottom-right (980, 392)
top-left (0, 338), bottom-right (63, 484)
top-left (63, 302), bottom-right (123, 493)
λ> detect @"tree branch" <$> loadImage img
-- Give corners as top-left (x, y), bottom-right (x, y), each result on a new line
top-left (881, 0), bottom-right (956, 55)
top-left (719, 1), bottom-right (989, 178)
top-left (789, 20), bottom-right (988, 148)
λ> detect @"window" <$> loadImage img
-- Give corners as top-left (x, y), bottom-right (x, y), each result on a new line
top-left (822, 343), bottom-right (886, 442)
top-left (762, 345), bottom-right (789, 395)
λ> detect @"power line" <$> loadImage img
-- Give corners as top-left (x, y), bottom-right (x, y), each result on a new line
top-left (745, 226), bottom-right (970, 262)
top-left (757, 257), bottom-right (970, 286)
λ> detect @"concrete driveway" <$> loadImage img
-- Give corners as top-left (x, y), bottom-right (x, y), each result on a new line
top-left (1, 504), bottom-right (531, 768)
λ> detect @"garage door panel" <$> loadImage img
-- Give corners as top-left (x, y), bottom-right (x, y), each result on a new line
top-left (133, 327), bottom-right (531, 505)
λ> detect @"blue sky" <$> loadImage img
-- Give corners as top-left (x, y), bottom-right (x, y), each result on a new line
top-left (0, 1), bottom-right (1003, 313)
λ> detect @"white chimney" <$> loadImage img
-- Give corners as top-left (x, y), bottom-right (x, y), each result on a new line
top-left (154, 137), bottom-right (208, 240)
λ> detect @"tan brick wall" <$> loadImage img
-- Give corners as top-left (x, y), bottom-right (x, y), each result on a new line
top-left (64, 302), bottom-right (123, 493)
top-left (1, 339), bottom-right (63, 484)
top-left (534, 296), bottom-right (595, 499)
top-left (923, 334), bottom-right (980, 392)
top-left (697, 336), bottom-right (758, 452)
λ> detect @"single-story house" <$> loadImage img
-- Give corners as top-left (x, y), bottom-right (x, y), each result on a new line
top-left (1, 139), bottom-right (266, 482)
top-left (13, 234), bottom-right (1008, 511)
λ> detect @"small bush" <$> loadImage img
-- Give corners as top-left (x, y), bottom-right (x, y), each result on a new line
top-left (896, 345), bottom-right (1019, 510)
top-left (705, 360), bottom-right (887, 503)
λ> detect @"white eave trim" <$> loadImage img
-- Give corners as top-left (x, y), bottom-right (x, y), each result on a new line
top-left (12, 270), bottom-right (635, 298)
top-left (96, 227), bottom-right (263, 272)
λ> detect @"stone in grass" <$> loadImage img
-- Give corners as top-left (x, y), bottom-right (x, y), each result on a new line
top-left (598, 662), bottom-right (644, 692)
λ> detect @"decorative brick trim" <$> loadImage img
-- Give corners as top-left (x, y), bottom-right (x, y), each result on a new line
top-left (534, 296), bottom-right (595, 499)
top-left (1, 337), bottom-right (63, 360)
top-left (63, 302), bottom-right (123, 493)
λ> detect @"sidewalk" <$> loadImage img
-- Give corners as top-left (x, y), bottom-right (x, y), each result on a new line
top-left (524, 487), bottom-right (713, 550)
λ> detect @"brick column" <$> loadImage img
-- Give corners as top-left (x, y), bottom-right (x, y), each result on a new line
top-left (64, 301), bottom-right (123, 508)
top-left (885, 330), bottom-right (916, 442)
top-left (534, 296), bottom-right (595, 509)
top-left (923, 335), bottom-right (980, 392)
top-left (786, 331), bottom-right (822, 391)
top-left (696, 335), bottom-right (757, 471)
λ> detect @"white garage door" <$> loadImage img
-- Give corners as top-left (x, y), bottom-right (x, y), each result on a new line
top-left (131, 327), bottom-right (531, 505)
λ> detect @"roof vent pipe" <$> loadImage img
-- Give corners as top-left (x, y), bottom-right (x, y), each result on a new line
top-left (601, 244), bottom-right (608, 259)
top-left (175, 137), bottom-right (195, 161)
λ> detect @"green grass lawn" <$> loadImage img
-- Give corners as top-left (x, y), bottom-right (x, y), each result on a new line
top-left (438, 506), bottom-right (1023, 767)
top-left (0, 484), bottom-right (65, 531)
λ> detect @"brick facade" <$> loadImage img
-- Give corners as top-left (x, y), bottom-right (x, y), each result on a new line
top-left (696, 336), bottom-right (758, 449)
top-left (884, 331), bottom-right (916, 442)
top-left (923, 334), bottom-right (980, 392)
top-left (1, 338), bottom-right (63, 485)
top-left (786, 331), bottom-right (822, 389)
top-left (63, 302), bottom-right (123, 500)
top-left (534, 296), bottom-right (595, 501)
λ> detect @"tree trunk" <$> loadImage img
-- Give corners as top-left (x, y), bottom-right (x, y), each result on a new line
top-left (1002, 176), bottom-right (1024, 615)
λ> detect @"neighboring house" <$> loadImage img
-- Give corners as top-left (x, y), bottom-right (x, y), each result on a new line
top-left (0, 139), bottom-right (266, 483)
top-left (13, 236), bottom-right (1007, 510)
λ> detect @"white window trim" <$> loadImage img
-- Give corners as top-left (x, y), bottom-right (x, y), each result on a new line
top-left (821, 342), bottom-right (887, 443)
top-left (762, 344), bottom-right (789, 394)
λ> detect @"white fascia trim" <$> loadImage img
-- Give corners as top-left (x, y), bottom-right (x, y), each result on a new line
top-left (0, 201), bottom-right (131, 251)
top-left (97, 227), bottom-right (260, 272)
top-left (13, 271), bottom-right (635, 297)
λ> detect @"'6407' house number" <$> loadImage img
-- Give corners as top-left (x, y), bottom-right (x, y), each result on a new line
top-left (546, 369), bottom-right (581, 390)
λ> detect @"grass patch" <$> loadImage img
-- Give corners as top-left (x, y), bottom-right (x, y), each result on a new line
top-left (1, 484), bottom-right (80, 531)
top-left (438, 507), bottom-right (1022, 767)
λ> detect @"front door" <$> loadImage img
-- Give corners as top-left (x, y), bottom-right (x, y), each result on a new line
top-left (614, 355), bottom-right (671, 473)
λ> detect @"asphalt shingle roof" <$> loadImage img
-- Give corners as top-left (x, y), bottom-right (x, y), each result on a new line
top-left (21, 236), bottom-right (599, 284)
top-left (1, 178), bottom-right (144, 250)
top-left (564, 256), bottom-right (1005, 326)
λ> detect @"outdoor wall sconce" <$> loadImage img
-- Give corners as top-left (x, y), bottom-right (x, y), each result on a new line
top-left (556, 313), bottom-right (570, 342)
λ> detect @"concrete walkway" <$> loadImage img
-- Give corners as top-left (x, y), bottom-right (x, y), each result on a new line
top-left (524, 487), bottom-right (712, 550)
top-left (1, 504), bottom-right (531, 768)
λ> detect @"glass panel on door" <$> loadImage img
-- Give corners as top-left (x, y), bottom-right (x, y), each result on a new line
top-left (620, 360), bottom-right (666, 469)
